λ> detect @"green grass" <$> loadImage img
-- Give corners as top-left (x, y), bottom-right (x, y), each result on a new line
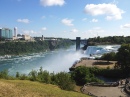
top-left (0, 79), bottom-right (90, 97)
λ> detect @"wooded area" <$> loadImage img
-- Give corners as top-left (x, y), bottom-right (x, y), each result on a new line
top-left (0, 39), bottom-right (74, 55)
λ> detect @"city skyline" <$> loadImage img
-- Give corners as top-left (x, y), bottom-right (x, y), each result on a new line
top-left (0, 0), bottom-right (130, 39)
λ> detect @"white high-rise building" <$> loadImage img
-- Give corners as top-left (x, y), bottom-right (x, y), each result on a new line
top-left (14, 27), bottom-right (17, 37)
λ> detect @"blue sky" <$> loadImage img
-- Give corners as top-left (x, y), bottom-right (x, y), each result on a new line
top-left (0, 0), bottom-right (130, 39)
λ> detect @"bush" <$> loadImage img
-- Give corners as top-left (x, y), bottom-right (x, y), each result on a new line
top-left (100, 52), bottom-right (117, 62)
top-left (54, 72), bottom-right (75, 91)
top-left (19, 74), bottom-right (28, 80)
top-left (37, 67), bottom-right (51, 84)
top-left (29, 70), bottom-right (38, 81)
top-left (71, 66), bottom-right (102, 85)
top-left (0, 70), bottom-right (9, 79)
top-left (1, 67), bottom-right (75, 91)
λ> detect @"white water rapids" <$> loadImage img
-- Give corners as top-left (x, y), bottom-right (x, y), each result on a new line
top-left (0, 45), bottom-right (120, 76)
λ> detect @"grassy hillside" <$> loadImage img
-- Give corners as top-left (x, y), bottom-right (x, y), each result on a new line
top-left (0, 79), bottom-right (89, 97)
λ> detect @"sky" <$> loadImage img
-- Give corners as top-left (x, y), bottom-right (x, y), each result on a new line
top-left (0, 0), bottom-right (130, 39)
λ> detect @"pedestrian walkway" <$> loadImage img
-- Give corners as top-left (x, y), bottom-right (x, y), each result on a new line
top-left (82, 84), bottom-right (129, 97)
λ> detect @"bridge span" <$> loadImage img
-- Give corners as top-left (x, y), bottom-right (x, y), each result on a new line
top-left (71, 37), bottom-right (87, 50)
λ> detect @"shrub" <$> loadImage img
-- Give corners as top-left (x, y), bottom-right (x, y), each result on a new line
top-left (100, 52), bottom-right (117, 62)
top-left (29, 70), bottom-right (38, 81)
top-left (71, 66), bottom-right (103, 85)
top-left (37, 68), bottom-right (51, 84)
top-left (16, 72), bottom-right (20, 78)
top-left (54, 72), bottom-right (75, 91)
top-left (19, 74), bottom-right (28, 80)
top-left (0, 70), bottom-right (9, 79)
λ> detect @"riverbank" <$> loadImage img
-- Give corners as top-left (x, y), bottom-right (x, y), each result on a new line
top-left (0, 39), bottom-right (74, 55)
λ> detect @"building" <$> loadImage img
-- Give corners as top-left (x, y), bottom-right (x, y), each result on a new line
top-left (22, 35), bottom-right (31, 40)
top-left (22, 34), bottom-right (34, 41)
top-left (42, 35), bottom-right (44, 41)
top-left (14, 27), bottom-right (17, 37)
top-left (13, 27), bottom-right (18, 40)
top-left (0, 28), bottom-right (13, 40)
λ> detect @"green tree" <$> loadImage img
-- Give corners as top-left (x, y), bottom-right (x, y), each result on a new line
top-left (54, 72), bottom-right (75, 91)
top-left (100, 52), bottom-right (116, 62)
top-left (0, 39), bottom-right (74, 55)
top-left (37, 68), bottom-right (51, 84)
top-left (19, 74), bottom-right (28, 80)
top-left (29, 70), bottom-right (38, 81)
top-left (16, 72), bottom-right (20, 78)
top-left (71, 66), bottom-right (95, 85)
top-left (116, 44), bottom-right (130, 72)
top-left (0, 70), bottom-right (9, 79)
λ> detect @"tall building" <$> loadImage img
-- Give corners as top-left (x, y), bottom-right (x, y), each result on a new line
top-left (0, 28), bottom-right (13, 39)
top-left (14, 27), bottom-right (17, 37)
top-left (42, 35), bottom-right (44, 41)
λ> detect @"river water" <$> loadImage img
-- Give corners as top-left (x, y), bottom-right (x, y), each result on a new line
top-left (0, 45), bottom-right (85, 75)
top-left (0, 44), bottom-right (120, 76)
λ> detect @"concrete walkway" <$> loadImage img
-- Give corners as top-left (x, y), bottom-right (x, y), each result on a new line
top-left (82, 85), bottom-right (129, 97)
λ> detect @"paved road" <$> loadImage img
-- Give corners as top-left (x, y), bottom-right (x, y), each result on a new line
top-left (82, 85), bottom-right (129, 97)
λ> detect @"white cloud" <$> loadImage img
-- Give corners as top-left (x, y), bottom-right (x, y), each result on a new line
top-left (40, 0), bottom-right (65, 7)
top-left (84, 3), bottom-right (124, 20)
top-left (61, 18), bottom-right (74, 26)
top-left (41, 27), bottom-right (47, 31)
top-left (17, 19), bottom-right (30, 23)
top-left (121, 24), bottom-right (130, 28)
top-left (70, 29), bottom-right (79, 33)
top-left (91, 19), bottom-right (98, 22)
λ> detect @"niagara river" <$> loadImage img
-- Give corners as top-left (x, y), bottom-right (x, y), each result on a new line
top-left (0, 45), bottom-right (120, 76)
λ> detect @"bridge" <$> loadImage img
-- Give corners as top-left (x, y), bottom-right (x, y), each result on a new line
top-left (71, 37), bottom-right (88, 51)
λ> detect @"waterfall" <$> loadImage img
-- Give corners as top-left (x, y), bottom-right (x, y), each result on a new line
top-left (84, 45), bottom-right (120, 58)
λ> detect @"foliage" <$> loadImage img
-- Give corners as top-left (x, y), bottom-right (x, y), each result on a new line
top-left (99, 52), bottom-right (117, 62)
top-left (28, 69), bottom-right (75, 91)
top-left (0, 70), bottom-right (9, 79)
top-left (0, 37), bottom-right (5, 41)
top-left (16, 72), bottom-right (20, 78)
top-left (37, 67), bottom-right (51, 84)
top-left (19, 74), bottom-right (28, 80)
top-left (13, 67), bottom-right (75, 91)
top-left (71, 66), bottom-right (103, 85)
top-left (98, 69), bottom-right (123, 78)
top-left (28, 70), bottom-right (38, 81)
top-left (0, 41), bottom-right (49, 55)
top-left (0, 39), bottom-right (74, 55)
top-left (87, 36), bottom-right (129, 45)
top-left (116, 44), bottom-right (130, 74)
top-left (53, 72), bottom-right (75, 91)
